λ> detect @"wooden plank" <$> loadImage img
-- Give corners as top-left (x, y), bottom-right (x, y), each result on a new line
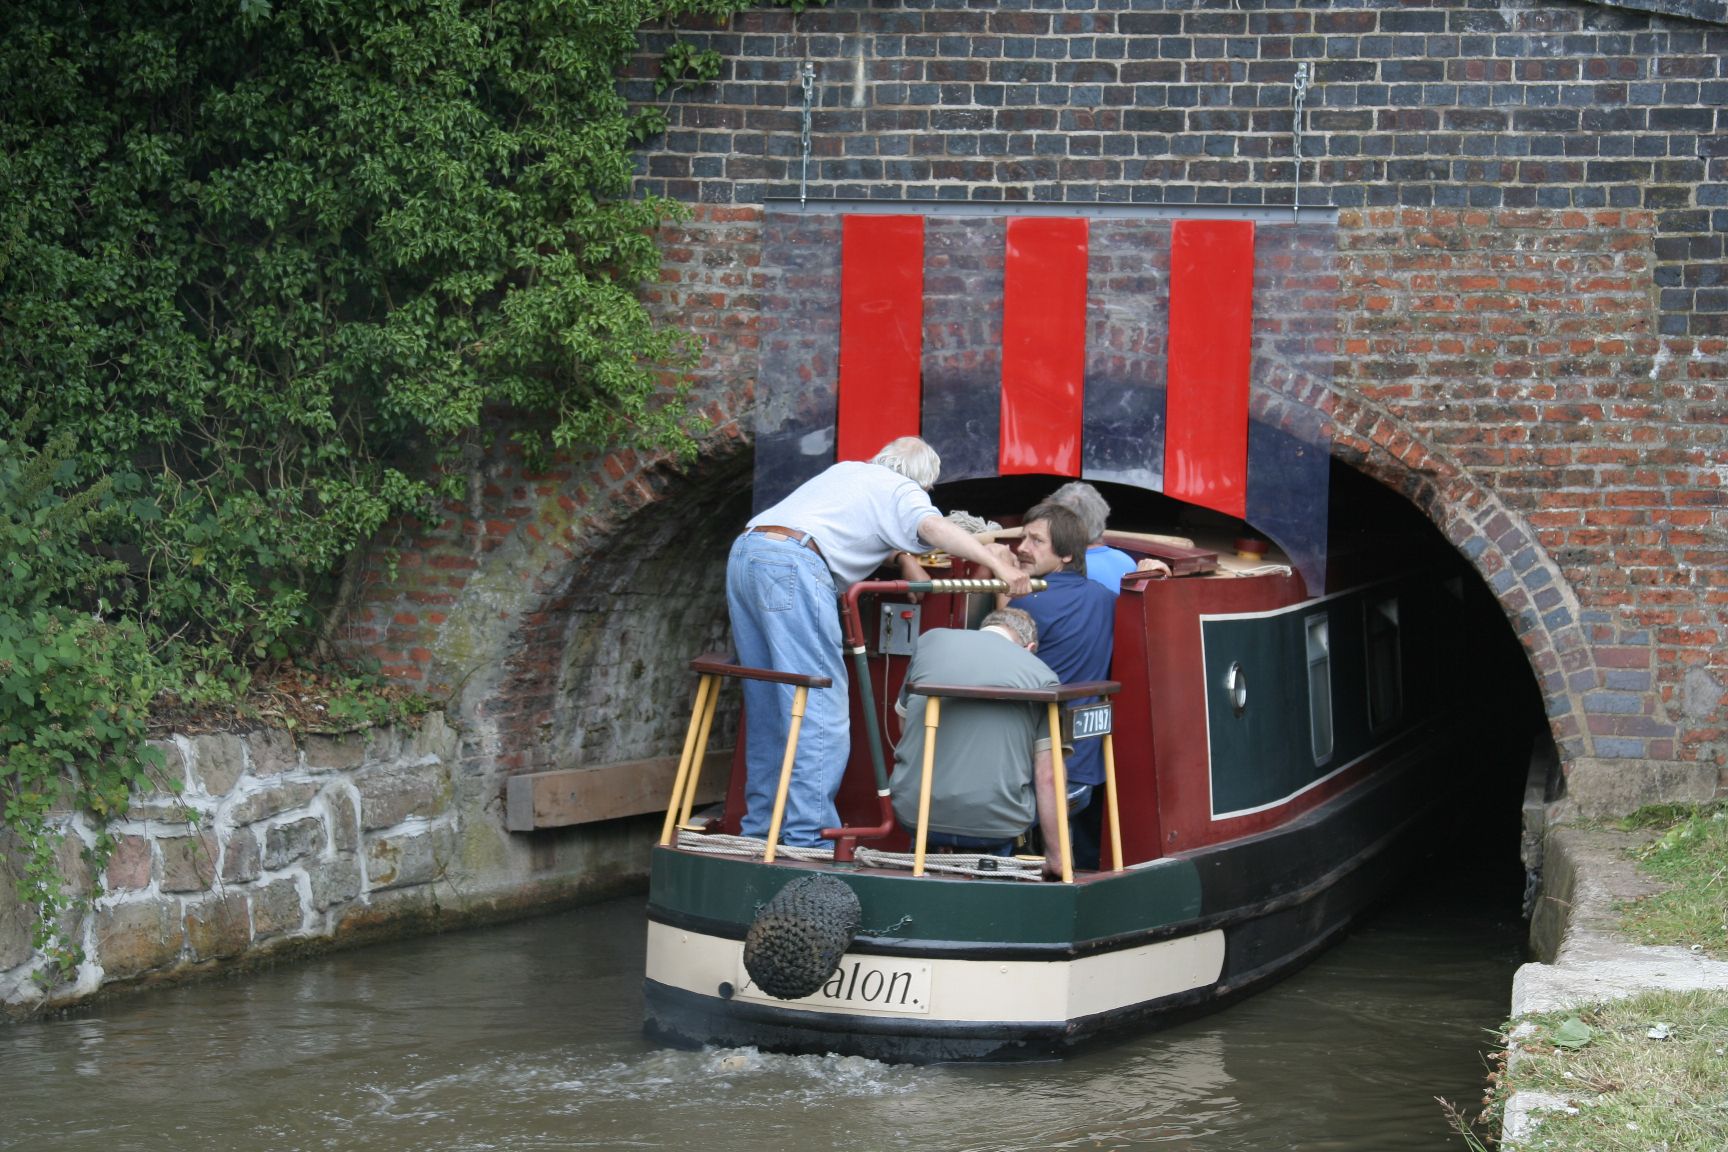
top-left (1101, 529), bottom-right (1196, 550)
top-left (505, 750), bottom-right (734, 831)
top-left (1119, 542), bottom-right (1219, 580)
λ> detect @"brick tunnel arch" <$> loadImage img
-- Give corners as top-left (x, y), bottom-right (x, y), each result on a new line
top-left (1326, 388), bottom-right (1687, 809)
top-left (523, 444), bottom-right (754, 776)
top-left (346, 391), bottom-right (1691, 821)
top-left (434, 435), bottom-right (756, 783)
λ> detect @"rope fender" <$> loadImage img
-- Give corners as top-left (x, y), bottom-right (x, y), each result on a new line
top-left (742, 874), bottom-right (862, 1000)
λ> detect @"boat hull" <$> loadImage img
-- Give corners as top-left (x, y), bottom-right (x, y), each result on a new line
top-left (642, 732), bottom-right (1454, 1063)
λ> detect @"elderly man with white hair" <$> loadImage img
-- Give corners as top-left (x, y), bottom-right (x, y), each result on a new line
top-left (728, 436), bottom-right (1031, 847)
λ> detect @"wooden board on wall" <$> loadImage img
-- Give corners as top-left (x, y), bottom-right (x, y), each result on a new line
top-left (505, 750), bottom-right (734, 831)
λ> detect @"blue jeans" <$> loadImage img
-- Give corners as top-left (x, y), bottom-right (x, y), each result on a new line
top-left (726, 531), bottom-right (848, 847)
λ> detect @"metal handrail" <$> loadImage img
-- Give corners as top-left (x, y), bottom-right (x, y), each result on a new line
top-left (662, 575), bottom-right (1137, 879)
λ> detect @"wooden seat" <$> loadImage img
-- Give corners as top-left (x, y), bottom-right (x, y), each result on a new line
top-left (901, 678), bottom-right (1124, 882)
top-left (660, 653), bottom-right (832, 861)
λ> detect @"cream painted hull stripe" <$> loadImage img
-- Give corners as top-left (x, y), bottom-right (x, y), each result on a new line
top-left (645, 921), bottom-right (1226, 1024)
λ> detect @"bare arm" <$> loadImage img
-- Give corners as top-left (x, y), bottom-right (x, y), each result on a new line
top-left (916, 515), bottom-right (1032, 597)
top-left (893, 549), bottom-right (932, 601)
top-left (1032, 745), bottom-right (1064, 879)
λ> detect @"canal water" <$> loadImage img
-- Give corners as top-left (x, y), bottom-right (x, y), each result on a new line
top-left (0, 841), bottom-right (1522, 1152)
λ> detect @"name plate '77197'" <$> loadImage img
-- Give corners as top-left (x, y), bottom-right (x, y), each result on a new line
top-left (1069, 702), bottom-right (1113, 742)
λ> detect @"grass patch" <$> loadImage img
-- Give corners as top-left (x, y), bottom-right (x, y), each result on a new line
top-left (1444, 802), bottom-right (1728, 1149)
top-left (1474, 989), bottom-right (1728, 1151)
top-left (1616, 801), bottom-right (1728, 960)
top-left (149, 661), bottom-right (436, 737)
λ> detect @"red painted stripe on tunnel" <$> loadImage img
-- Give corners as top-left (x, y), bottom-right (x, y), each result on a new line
top-left (999, 216), bottom-right (1088, 476)
top-left (837, 215), bottom-right (925, 461)
top-left (1164, 219), bottom-right (1255, 518)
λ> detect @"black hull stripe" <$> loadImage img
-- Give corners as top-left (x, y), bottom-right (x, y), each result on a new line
top-left (643, 977), bottom-right (1219, 1064)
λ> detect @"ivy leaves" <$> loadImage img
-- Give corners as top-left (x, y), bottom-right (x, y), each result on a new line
top-left (0, 0), bottom-right (737, 664)
top-left (1, 0), bottom-right (829, 982)
top-left (0, 430), bottom-right (165, 979)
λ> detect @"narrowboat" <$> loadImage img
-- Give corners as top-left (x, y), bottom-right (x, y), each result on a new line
top-left (642, 207), bottom-right (1497, 1062)
top-left (642, 508), bottom-right (1490, 1062)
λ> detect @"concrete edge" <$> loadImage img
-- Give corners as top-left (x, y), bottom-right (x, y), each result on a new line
top-left (1501, 822), bottom-right (1728, 1149)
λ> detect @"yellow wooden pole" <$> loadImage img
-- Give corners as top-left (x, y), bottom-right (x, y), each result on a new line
top-left (1047, 702), bottom-right (1073, 884)
top-left (912, 696), bottom-right (941, 878)
top-left (762, 685), bottom-right (809, 863)
top-left (678, 675), bottom-right (724, 828)
top-left (1103, 732), bottom-right (1124, 872)
top-left (659, 674), bottom-right (713, 846)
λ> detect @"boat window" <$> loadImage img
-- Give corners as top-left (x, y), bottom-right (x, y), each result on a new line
top-left (1306, 614), bottom-right (1333, 764)
top-left (1365, 595), bottom-right (1403, 732)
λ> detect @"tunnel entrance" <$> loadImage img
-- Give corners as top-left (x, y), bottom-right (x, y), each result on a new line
top-left (533, 441), bottom-right (1548, 937)
top-left (933, 458), bottom-right (1548, 912)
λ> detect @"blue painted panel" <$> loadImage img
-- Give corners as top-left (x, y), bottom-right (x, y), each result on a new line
top-left (920, 216), bottom-right (1005, 483)
top-left (1245, 223), bottom-right (1336, 594)
top-left (754, 210), bottom-right (844, 509)
top-left (1082, 218), bottom-right (1169, 489)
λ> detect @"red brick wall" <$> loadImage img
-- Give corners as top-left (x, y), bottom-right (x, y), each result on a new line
top-left (342, 199), bottom-right (1724, 804)
top-left (1332, 206), bottom-right (1723, 777)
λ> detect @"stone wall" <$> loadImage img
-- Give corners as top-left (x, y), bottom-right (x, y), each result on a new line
top-left (1, 718), bottom-right (650, 1019)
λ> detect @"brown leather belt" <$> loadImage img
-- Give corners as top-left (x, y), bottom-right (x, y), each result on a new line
top-left (749, 524), bottom-right (824, 561)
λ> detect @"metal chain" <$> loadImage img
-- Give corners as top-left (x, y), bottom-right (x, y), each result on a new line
top-left (1291, 61), bottom-right (1312, 222)
top-left (799, 62), bottom-right (815, 206)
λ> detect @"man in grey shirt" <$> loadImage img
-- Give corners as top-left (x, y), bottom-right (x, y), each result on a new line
top-left (890, 609), bottom-right (1066, 877)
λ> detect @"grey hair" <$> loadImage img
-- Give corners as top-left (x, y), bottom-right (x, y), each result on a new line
top-left (980, 608), bottom-right (1038, 648)
top-left (1049, 480), bottom-right (1110, 543)
top-left (871, 436), bottom-right (941, 490)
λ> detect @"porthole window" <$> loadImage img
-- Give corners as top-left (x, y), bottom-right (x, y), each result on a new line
top-left (1365, 596), bottom-right (1403, 732)
top-left (1224, 661), bottom-right (1248, 717)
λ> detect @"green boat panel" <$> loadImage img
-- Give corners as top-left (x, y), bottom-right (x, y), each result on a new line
top-left (1203, 575), bottom-right (1454, 816)
top-left (648, 847), bottom-right (1204, 950)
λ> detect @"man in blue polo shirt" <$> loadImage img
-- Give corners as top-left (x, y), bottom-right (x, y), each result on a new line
top-left (1001, 500), bottom-right (1116, 869)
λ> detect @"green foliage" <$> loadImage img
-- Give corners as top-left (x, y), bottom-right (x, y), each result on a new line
top-left (0, 429), bottom-right (167, 977)
top-left (1485, 991), bottom-right (1728, 1152)
top-left (1618, 801), bottom-right (1728, 958)
top-left (0, 0), bottom-right (829, 977)
top-left (0, 0), bottom-right (766, 665)
top-left (658, 40), bottom-right (726, 95)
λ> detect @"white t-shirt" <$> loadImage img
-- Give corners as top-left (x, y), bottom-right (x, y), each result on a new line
top-left (748, 461), bottom-right (938, 586)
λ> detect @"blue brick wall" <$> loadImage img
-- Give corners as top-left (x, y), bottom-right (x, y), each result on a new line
top-left (630, 0), bottom-right (1727, 336)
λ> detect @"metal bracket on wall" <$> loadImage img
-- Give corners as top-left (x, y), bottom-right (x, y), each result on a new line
top-left (761, 199), bottom-right (1340, 224)
top-left (799, 62), bottom-right (815, 206)
top-left (1291, 61), bottom-right (1312, 222)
